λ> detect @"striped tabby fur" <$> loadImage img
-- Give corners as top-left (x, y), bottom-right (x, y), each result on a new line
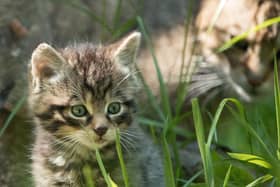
top-left (28, 32), bottom-right (164, 187)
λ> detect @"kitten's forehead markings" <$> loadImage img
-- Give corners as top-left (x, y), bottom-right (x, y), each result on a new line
top-left (67, 52), bottom-right (79, 66)
top-left (85, 92), bottom-right (94, 114)
top-left (105, 92), bottom-right (112, 103)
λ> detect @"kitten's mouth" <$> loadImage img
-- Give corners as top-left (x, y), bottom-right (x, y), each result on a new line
top-left (94, 136), bottom-right (111, 145)
top-left (95, 138), bottom-right (106, 144)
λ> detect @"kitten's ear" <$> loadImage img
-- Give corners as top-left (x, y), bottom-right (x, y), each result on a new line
top-left (113, 32), bottom-right (141, 68)
top-left (30, 43), bottom-right (65, 92)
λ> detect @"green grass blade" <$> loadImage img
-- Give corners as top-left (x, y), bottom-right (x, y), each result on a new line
top-left (182, 170), bottom-right (203, 187)
top-left (193, 97), bottom-right (277, 186)
top-left (112, 17), bottom-right (137, 40)
top-left (227, 105), bottom-right (275, 160)
top-left (206, 98), bottom-right (245, 146)
top-left (175, 0), bottom-right (194, 115)
top-left (222, 165), bottom-right (232, 187)
top-left (136, 117), bottom-right (164, 128)
top-left (191, 98), bottom-right (214, 187)
top-left (218, 16), bottom-right (280, 52)
top-left (193, 99), bottom-right (247, 187)
top-left (274, 51), bottom-right (280, 160)
top-left (137, 69), bottom-right (165, 120)
top-left (115, 129), bottom-right (129, 187)
top-left (62, 0), bottom-right (113, 34)
top-left (193, 97), bottom-right (276, 187)
top-left (246, 174), bottom-right (273, 187)
top-left (204, 97), bottom-right (274, 160)
top-left (95, 149), bottom-right (113, 187)
top-left (137, 17), bottom-right (172, 118)
top-left (205, 146), bottom-right (215, 187)
top-left (227, 152), bottom-right (272, 169)
top-left (206, 98), bottom-right (229, 146)
top-left (137, 117), bottom-right (193, 138)
top-left (82, 165), bottom-right (95, 187)
top-left (0, 95), bottom-right (26, 137)
top-left (162, 135), bottom-right (176, 187)
top-left (108, 176), bottom-right (118, 187)
top-left (112, 0), bottom-right (122, 30)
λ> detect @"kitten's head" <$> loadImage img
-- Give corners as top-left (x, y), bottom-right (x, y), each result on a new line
top-left (29, 32), bottom-right (141, 152)
top-left (194, 0), bottom-right (280, 101)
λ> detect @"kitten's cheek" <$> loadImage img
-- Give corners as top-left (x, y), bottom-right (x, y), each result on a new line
top-left (117, 123), bottom-right (129, 129)
top-left (104, 129), bottom-right (116, 142)
top-left (55, 125), bottom-right (78, 138)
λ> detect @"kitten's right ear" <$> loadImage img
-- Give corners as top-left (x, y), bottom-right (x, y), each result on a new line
top-left (113, 32), bottom-right (141, 69)
top-left (30, 43), bottom-right (65, 92)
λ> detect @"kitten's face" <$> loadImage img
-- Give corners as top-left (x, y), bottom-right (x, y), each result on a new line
top-left (29, 32), bottom-right (141, 151)
top-left (195, 0), bottom-right (280, 100)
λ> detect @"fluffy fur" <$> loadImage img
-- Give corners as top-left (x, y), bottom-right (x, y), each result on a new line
top-left (28, 32), bottom-right (164, 187)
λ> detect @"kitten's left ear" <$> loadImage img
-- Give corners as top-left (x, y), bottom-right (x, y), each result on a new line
top-left (30, 43), bottom-right (65, 93)
top-left (113, 32), bottom-right (141, 68)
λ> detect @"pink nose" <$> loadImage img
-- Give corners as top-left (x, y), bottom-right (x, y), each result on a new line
top-left (93, 126), bottom-right (108, 136)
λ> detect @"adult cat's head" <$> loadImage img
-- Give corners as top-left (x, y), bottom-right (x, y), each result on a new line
top-left (194, 0), bottom-right (280, 101)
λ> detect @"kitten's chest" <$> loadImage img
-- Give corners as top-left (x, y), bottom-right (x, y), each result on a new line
top-left (84, 151), bottom-right (125, 186)
top-left (48, 148), bottom-right (125, 186)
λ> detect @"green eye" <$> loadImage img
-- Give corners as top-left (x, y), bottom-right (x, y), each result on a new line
top-left (71, 105), bottom-right (88, 117)
top-left (107, 102), bottom-right (122, 115)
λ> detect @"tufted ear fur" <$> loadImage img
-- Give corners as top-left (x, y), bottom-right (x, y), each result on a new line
top-left (30, 43), bottom-right (65, 93)
top-left (257, 1), bottom-right (280, 39)
top-left (113, 32), bottom-right (141, 69)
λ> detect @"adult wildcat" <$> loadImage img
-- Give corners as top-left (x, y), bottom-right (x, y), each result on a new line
top-left (138, 0), bottom-right (280, 102)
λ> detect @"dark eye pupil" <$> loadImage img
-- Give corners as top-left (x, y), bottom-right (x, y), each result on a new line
top-left (76, 108), bottom-right (83, 114)
top-left (235, 40), bottom-right (249, 50)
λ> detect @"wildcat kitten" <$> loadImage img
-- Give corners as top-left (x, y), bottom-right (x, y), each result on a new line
top-left (28, 32), bottom-right (164, 187)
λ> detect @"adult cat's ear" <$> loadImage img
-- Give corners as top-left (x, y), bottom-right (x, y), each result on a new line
top-left (257, 1), bottom-right (280, 38)
top-left (113, 32), bottom-right (141, 68)
top-left (30, 43), bottom-right (65, 92)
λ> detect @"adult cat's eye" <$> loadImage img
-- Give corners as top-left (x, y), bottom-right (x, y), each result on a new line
top-left (70, 105), bottom-right (88, 117)
top-left (107, 102), bottom-right (122, 115)
top-left (235, 40), bottom-right (249, 51)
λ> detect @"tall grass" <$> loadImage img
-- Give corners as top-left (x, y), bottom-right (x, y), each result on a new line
top-left (115, 129), bottom-right (129, 187)
top-left (0, 95), bottom-right (26, 137)
top-left (274, 51), bottom-right (280, 160)
top-left (1, 1), bottom-right (280, 187)
top-left (95, 149), bottom-right (116, 187)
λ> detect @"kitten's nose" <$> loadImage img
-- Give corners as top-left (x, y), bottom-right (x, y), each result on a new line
top-left (93, 125), bottom-right (108, 136)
